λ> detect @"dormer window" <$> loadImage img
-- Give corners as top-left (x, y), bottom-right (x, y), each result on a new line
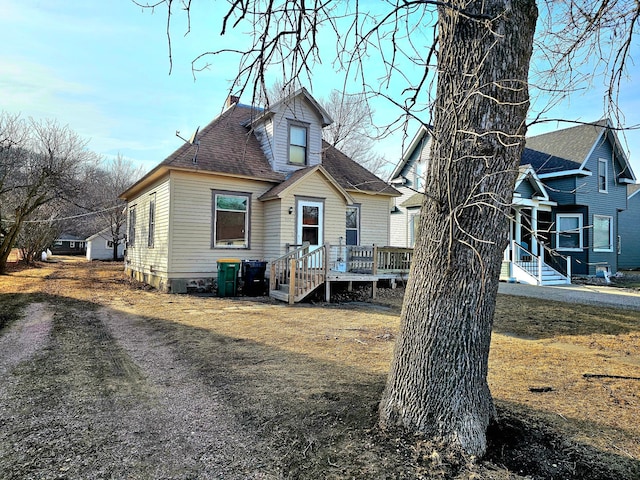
top-left (289, 123), bottom-right (308, 165)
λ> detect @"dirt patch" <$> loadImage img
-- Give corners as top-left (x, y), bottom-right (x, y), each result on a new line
top-left (1, 260), bottom-right (639, 479)
top-left (0, 302), bottom-right (52, 374)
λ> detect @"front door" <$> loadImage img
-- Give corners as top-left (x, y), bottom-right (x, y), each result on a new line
top-left (296, 200), bottom-right (323, 264)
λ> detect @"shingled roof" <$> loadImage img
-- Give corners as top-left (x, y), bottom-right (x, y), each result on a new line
top-left (160, 104), bottom-right (284, 182)
top-left (321, 141), bottom-right (398, 195)
top-left (122, 101), bottom-right (397, 200)
top-left (522, 120), bottom-right (608, 175)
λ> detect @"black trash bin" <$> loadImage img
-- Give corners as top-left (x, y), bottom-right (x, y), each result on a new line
top-left (242, 260), bottom-right (267, 296)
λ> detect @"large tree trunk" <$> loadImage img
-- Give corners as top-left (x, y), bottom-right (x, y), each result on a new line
top-left (379, 0), bottom-right (537, 456)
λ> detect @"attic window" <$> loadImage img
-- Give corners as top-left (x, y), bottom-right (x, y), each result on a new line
top-left (598, 159), bottom-right (608, 193)
top-left (289, 123), bottom-right (308, 165)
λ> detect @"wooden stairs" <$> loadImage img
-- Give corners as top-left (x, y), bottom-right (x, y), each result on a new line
top-left (269, 244), bottom-right (327, 304)
top-left (269, 244), bottom-right (414, 304)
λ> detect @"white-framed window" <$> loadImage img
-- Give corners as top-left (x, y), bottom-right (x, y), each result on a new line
top-left (106, 240), bottom-right (114, 249)
top-left (593, 215), bottom-right (613, 252)
top-left (212, 191), bottom-right (250, 248)
top-left (128, 205), bottom-right (136, 247)
top-left (556, 213), bottom-right (583, 251)
top-left (409, 212), bottom-right (421, 247)
top-left (54, 240), bottom-right (63, 246)
top-left (289, 123), bottom-right (308, 165)
top-left (70, 241), bottom-right (75, 248)
top-left (415, 161), bottom-right (426, 191)
top-left (345, 205), bottom-right (360, 246)
top-left (148, 193), bottom-right (156, 248)
top-left (598, 159), bottom-right (608, 193)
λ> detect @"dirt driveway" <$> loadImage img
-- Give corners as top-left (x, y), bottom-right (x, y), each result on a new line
top-left (0, 262), bottom-right (282, 479)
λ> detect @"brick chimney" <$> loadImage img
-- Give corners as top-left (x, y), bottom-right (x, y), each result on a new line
top-left (226, 95), bottom-right (240, 108)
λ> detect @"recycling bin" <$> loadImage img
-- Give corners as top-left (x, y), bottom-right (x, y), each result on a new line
top-left (217, 259), bottom-right (241, 297)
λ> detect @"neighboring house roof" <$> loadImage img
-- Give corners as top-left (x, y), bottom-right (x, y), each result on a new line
top-left (56, 234), bottom-right (85, 242)
top-left (523, 120), bottom-right (636, 182)
top-left (121, 93), bottom-right (398, 200)
top-left (391, 120), bottom-right (636, 186)
top-left (629, 183), bottom-right (640, 199)
top-left (85, 227), bottom-right (123, 242)
top-left (389, 124), bottom-right (432, 182)
top-left (400, 192), bottom-right (424, 208)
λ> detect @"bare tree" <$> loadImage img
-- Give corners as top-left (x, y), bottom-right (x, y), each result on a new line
top-left (320, 90), bottom-right (388, 177)
top-left (0, 113), bottom-right (97, 274)
top-left (85, 154), bottom-right (144, 260)
top-left (138, 0), bottom-right (638, 456)
top-left (17, 206), bottom-right (60, 264)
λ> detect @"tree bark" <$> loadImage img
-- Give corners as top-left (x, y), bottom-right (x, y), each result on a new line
top-left (379, 0), bottom-right (537, 457)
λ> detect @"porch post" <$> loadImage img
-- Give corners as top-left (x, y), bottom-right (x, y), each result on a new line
top-left (324, 243), bottom-right (330, 302)
top-left (514, 209), bottom-right (522, 260)
top-left (531, 207), bottom-right (538, 256)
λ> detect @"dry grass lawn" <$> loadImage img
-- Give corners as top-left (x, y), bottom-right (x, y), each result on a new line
top-left (1, 258), bottom-right (639, 479)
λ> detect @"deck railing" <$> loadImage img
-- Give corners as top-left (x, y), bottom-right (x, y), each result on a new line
top-left (269, 243), bottom-right (327, 304)
top-left (327, 244), bottom-right (414, 274)
top-left (270, 243), bottom-right (414, 303)
top-left (288, 246), bottom-right (326, 304)
top-left (269, 243), bottom-right (309, 293)
top-left (376, 247), bottom-right (413, 273)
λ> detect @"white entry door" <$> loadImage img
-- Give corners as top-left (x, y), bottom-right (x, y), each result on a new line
top-left (296, 200), bottom-right (323, 260)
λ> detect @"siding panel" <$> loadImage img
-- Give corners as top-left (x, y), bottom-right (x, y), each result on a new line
top-left (619, 192), bottom-right (640, 269)
top-left (168, 171), bottom-right (274, 275)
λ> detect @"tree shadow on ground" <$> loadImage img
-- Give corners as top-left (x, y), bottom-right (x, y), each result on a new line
top-left (135, 303), bottom-right (640, 479)
top-left (492, 294), bottom-right (640, 340)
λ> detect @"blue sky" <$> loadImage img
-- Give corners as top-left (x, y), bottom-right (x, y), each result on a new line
top-left (1, 0), bottom-right (639, 178)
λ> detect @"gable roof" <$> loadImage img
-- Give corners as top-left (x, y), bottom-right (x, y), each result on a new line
top-left (258, 164), bottom-right (355, 203)
top-left (248, 87), bottom-right (333, 128)
top-left (400, 192), bottom-right (424, 208)
top-left (629, 184), bottom-right (640, 199)
top-left (514, 165), bottom-right (550, 201)
top-left (86, 227), bottom-right (123, 242)
top-left (523, 120), bottom-right (636, 182)
top-left (390, 125), bottom-right (432, 181)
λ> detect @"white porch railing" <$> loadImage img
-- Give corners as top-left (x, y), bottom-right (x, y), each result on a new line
top-left (507, 240), bottom-right (571, 285)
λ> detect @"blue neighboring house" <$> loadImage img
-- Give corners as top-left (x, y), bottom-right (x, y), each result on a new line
top-left (522, 120), bottom-right (636, 276)
top-left (619, 184), bottom-right (640, 270)
top-left (390, 119), bottom-right (637, 284)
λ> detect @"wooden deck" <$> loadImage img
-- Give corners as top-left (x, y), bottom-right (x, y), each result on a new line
top-left (269, 244), bottom-right (412, 303)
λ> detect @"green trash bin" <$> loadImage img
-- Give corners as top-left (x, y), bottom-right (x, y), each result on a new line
top-left (217, 259), bottom-right (241, 297)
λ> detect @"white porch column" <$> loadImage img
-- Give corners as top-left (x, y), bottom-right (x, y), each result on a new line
top-left (514, 209), bottom-right (522, 259)
top-left (531, 206), bottom-right (538, 256)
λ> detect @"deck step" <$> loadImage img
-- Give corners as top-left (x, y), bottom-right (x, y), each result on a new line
top-left (270, 290), bottom-right (289, 302)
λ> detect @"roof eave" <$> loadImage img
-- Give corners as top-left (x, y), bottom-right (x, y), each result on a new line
top-left (538, 169), bottom-right (593, 179)
top-left (389, 125), bottom-right (431, 180)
